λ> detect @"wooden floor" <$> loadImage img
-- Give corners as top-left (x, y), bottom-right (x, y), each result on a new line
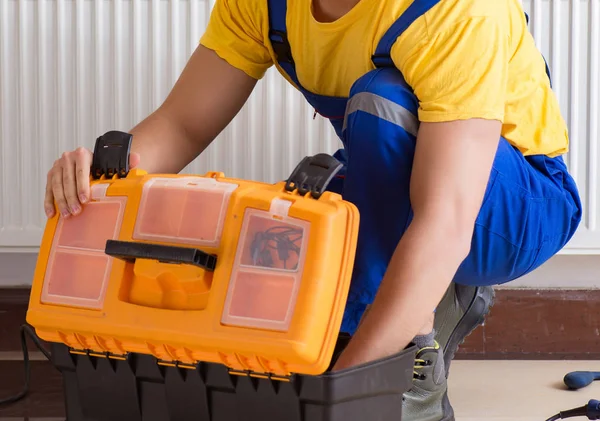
top-left (0, 360), bottom-right (65, 418)
top-left (2, 360), bottom-right (600, 420)
top-left (449, 360), bottom-right (600, 421)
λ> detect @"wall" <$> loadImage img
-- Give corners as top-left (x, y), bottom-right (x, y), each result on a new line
top-left (0, 0), bottom-right (599, 287)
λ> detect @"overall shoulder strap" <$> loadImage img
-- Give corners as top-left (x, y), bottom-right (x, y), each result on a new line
top-left (372, 0), bottom-right (442, 68)
top-left (267, 0), bottom-right (303, 88)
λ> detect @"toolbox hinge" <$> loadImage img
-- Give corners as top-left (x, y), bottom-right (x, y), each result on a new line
top-left (156, 360), bottom-right (294, 381)
top-left (156, 359), bottom-right (198, 370)
top-left (91, 130), bottom-right (133, 180)
top-left (285, 153), bottom-right (343, 200)
top-left (156, 361), bottom-right (293, 381)
top-left (227, 368), bottom-right (293, 382)
top-left (69, 347), bottom-right (128, 361)
top-left (70, 349), bottom-right (293, 380)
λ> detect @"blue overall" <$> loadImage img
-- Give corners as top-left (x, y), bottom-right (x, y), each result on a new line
top-left (267, 0), bottom-right (582, 335)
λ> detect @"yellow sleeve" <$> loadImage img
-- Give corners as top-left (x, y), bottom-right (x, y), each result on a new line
top-left (200, 0), bottom-right (273, 80)
top-left (393, 16), bottom-right (509, 123)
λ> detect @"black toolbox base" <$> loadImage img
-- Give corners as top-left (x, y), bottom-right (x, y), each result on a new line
top-left (50, 337), bottom-right (416, 421)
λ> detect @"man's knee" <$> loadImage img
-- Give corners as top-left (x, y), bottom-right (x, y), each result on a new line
top-left (350, 68), bottom-right (416, 103)
top-left (343, 68), bottom-right (420, 156)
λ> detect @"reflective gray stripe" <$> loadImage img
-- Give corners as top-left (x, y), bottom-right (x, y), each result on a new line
top-left (342, 92), bottom-right (419, 136)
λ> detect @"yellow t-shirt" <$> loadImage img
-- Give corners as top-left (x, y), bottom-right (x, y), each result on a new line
top-left (200, 0), bottom-right (569, 157)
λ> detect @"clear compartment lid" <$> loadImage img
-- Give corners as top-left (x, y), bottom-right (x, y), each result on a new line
top-left (133, 177), bottom-right (238, 247)
top-left (222, 200), bottom-right (310, 332)
top-left (41, 184), bottom-right (126, 309)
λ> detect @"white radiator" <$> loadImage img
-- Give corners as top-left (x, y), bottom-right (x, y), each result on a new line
top-left (0, 0), bottom-right (598, 253)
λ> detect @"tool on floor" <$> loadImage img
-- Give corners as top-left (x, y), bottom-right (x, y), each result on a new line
top-left (564, 372), bottom-right (600, 390)
top-left (544, 399), bottom-right (600, 420)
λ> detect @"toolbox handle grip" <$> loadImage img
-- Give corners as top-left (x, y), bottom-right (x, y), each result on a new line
top-left (105, 240), bottom-right (217, 271)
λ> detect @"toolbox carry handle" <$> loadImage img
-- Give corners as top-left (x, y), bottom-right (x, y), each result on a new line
top-left (105, 240), bottom-right (217, 271)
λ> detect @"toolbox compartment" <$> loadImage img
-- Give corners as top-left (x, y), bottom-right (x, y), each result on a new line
top-left (50, 335), bottom-right (416, 421)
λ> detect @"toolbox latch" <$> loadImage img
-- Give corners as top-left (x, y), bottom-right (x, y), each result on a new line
top-left (228, 368), bottom-right (293, 382)
top-left (285, 154), bottom-right (343, 199)
top-left (69, 347), bottom-right (128, 361)
top-left (91, 131), bottom-right (133, 179)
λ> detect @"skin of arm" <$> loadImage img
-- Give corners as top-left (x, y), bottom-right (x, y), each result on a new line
top-left (128, 45), bottom-right (258, 174)
top-left (333, 118), bottom-right (502, 370)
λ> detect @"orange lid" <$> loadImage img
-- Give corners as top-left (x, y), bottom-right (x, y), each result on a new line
top-left (27, 132), bottom-right (359, 378)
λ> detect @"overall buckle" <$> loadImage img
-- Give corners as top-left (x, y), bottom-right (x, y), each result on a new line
top-left (270, 30), bottom-right (294, 64)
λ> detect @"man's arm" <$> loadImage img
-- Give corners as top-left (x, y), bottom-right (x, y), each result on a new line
top-left (129, 45), bottom-right (258, 174)
top-left (45, 45), bottom-right (257, 218)
top-left (334, 118), bottom-right (501, 368)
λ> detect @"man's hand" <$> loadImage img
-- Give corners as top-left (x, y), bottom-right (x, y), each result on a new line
top-left (44, 148), bottom-right (141, 218)
top-left (333, 118), bottom-right (502, 371)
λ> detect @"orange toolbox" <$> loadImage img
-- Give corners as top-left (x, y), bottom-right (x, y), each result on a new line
top-left (25, 131), bottom-right (417, 421)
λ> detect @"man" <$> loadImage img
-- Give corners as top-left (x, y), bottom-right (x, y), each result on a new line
top-left (44, 0), bottom-right (582, 419)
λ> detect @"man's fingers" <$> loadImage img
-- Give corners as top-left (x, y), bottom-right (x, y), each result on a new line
top-left (61, 152), bottom-right (81, 215)
top-left (51, 165), bottom-right (70, 217)
top-left (44, 147), bottom-right (94, 218)
top-left (74, 147), bottom-right (92, 204)
top-left (44, 170), bottom-right (56, 218)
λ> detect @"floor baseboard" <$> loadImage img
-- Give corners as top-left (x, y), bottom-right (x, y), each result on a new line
top-left (1, 287), bottom-right (599, 359)
top-left (457, 288), bottom-right (600, 360)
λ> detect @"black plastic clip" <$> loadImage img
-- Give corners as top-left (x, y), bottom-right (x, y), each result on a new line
top-left (270, 30), bottom-right (294, 64)
top-left (91, 131), bottom-right (133, 179)
top-left (371, 53), bottom-right (395, 68)
top-left (285, 154), bottom-right (343, 199)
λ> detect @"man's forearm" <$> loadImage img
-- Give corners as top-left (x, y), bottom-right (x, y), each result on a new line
top-left (128, 45), bottom-right (258, 175)
top-left (333, 120), bottom-right (500, 371)
top-left (343, 215), bottom-right (472, 361)
top-left (129, 108), bottom-right (211, 175)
